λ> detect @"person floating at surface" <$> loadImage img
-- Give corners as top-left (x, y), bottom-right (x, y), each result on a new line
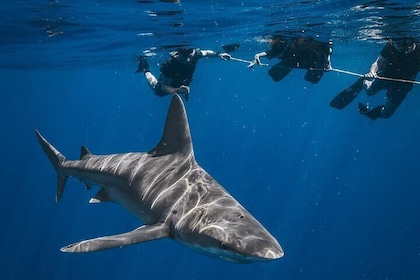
top-left (359, 38), bottom-right (420, 120)
top-left (330, 37), bottom-right (420, 120)
top-left (135, 48), bottom-right (231, 101)
top-left (248, 36), bottom-right (332, 84)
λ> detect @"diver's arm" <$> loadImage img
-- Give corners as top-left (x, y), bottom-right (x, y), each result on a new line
top-left (160, 84), bottom-right (178, 95)
top-left (200, 50), bottom-right (231, 60)
top-left (200, 50), bottom-right (218, 57)
top-left (325, 45), bottom-right (333, 71)
top-left (160, 84), bottom-right (189, 95)
top-left (248, 51), bottom-right (268, 68)
top-left (160, 75), bottom-right (189, 95)
top-left (365, 55), bottom-right (386, 78)
top-left (325, 54), bottom-right (332, 71)
top-left (255, 51), bottom-right (268, 59)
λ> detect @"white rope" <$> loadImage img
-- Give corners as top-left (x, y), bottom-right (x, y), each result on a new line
top-left (229, 56), bottom-right (269, 67)
top-left (331, 67), bottom-right (420, 85)
top-left (229, 57), bottom-right (252, 64)
top-left (229, 60), bottom-right (420, 84)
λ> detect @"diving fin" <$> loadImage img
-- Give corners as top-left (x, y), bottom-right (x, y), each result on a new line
top-left (358, 103), bottom-right (383, 120)
top-left (268, 63), bottom-right (292, 82)
top-left (330, 78), bottom-right (364, 109)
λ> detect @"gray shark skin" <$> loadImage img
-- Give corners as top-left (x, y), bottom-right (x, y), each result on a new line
top-left (35, 94), bottom-right (283, 263)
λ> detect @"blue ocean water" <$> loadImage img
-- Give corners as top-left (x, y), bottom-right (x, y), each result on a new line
top-left (1, 0), bottom-right (420, 279)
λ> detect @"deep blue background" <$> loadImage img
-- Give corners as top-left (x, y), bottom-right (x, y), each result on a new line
top-left (1, 1), bottom-right (420, 279)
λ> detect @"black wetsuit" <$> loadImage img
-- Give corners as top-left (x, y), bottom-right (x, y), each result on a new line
top-left (155, 49), bottom-right (202, 96)
top-left (282, 37), bottom-right (331, 69)
top-left (268, 37), bottom-right (331, 83)
top-left (370, 41), bottom-right (420, 106)
top-left (381, 41), bottom-right (420, 80)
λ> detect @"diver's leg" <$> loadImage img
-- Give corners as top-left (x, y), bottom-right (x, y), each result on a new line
top-left (358, 103), bottom-right (384, 120)
top-left (268, 62), bottom-right (292, 82)
top-left (304, 69), bottom-right (324, 83)
top-left (135, 56), bottom-right (149, 73)
top-left (380, 88), bottom-right (409, 119)
top-left (358, 88), bottom-right (409, 120)
top-left (144, 72), bottom-right (167, 97)
top-left (357, 79), bottom-right (387, 118)
top-left (145, 72), bottom-right (158, 89)
top-left (135, 56), bottom-right (161, 96)
top-left (363, 79), bottom-right (384, 96)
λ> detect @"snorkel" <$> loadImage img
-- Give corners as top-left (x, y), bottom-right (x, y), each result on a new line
top-left (392, 37), bottom-right (416, 55)
top-left (174, 48), bottom-right (196, 63)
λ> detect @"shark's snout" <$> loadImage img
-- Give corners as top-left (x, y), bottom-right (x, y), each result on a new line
top-left (257, 245), bottom-right (284, 260)
top-left (243, 237), bottom-right (284, 261)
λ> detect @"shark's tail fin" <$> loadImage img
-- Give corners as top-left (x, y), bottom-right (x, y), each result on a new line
top-left (35, 130), bottom-right (68, 203)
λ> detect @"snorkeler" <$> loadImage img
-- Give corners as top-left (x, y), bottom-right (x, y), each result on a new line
top-left (248, 36), bottom-right (332, 84)
top-left (135, 48), bottom-right (231, 101)
top-left (330, 37), bottom-right (420, 120)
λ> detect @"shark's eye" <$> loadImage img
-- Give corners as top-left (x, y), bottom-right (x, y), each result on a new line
top-left (221, 242), bottom-right (228, 250)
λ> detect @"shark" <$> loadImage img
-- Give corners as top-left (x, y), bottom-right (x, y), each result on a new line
top-left (35, 94), bottom-right (283, 263)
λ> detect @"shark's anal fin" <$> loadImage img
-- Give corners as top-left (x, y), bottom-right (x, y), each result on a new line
top-left (60, 223), bottom-right (169, 253)
top-left (89, 188), bottom-right (113, 203)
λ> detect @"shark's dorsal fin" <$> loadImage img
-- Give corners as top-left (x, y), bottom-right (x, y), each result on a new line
top-left (80, 145), bottom-right (92, 160)
top-left (149, 94), bottom-right (193, 156)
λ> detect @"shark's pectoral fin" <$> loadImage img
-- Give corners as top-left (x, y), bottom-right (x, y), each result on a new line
top-left (61, 223), bottom-right (169, 253)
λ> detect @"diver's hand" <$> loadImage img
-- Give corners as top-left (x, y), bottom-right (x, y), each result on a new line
top-left (219, 53), bottom-right (231, 61)
top-left (248, 59), bottom-right (257, 68)
top-left (325, 61), bottom-right (332, 71)
top-left (248, 53), bottom-right (263, 68)
top-left (176, 85), bottom-right (190, 95)
top-left (363, 72), bottom-right (378, 79)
